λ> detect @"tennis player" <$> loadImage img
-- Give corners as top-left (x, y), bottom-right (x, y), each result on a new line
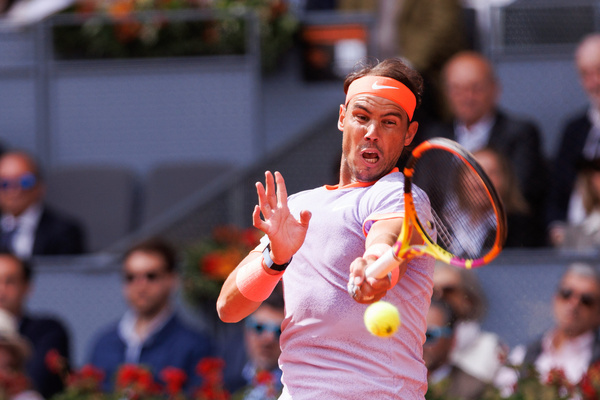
top-left (217, 58), bottom-right (434, 399)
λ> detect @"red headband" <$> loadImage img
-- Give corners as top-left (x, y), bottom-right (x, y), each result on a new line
top-left (345, 76), bottom-right (417, 120)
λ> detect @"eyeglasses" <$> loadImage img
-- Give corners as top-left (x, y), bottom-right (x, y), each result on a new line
top-left (245, 317), bottom-right (282, 338)
top-left (433, 285), bottom-right (461, 299)
top-left (557, 288), bottom-right (599, 308)
top-left (425, 325), bottom-right (453, 345)
top-left (123, 270), bottom-right (167, 284)
top-left (0, 173), bottom-right (37, 191)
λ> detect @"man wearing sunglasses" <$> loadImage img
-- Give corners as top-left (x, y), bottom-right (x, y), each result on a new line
top-left (87, 237), bottom-right (213, 392)
top-left (0, 151), bottom-right (85, 258)
top-left (227, 285), bottom-right (284, 399)
top-left (495, 262), bottom-right (600, 395)
top-left (425, 298), bottom-right (491, 400)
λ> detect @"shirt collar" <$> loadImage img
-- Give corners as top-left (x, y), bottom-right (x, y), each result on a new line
top-left (1, 202), bottom-right (43, 231)
top-left (543, 329), bottom-right (595, 353)
top-left (588, 106), bottom-right (600, 129)
top-left (326, 167), bottom-right (400, 190)
top-left (118, 306), bottom-right (174, 346)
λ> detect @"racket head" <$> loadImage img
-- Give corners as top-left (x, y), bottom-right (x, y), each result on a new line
top-left (403, 138), bottom-right (507, 268)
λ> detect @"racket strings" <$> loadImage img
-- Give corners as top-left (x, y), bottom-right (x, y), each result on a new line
top-left (412, 149), bottom-right (499, 260)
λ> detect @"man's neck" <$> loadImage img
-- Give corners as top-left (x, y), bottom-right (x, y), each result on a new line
top-left (132, 306), bottom-right (171, 341)
top-left (551, 329), bottom-right (591, 350)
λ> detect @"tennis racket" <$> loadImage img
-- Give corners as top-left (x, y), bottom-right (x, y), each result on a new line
top-left (349, 137), bottom-right (507, 295)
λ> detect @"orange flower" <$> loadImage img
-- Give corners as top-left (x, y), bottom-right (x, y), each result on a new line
top-left (108, 0), bottom-right (135, 20)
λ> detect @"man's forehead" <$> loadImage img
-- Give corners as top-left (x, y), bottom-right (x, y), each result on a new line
top-left (348, 95), bottom-right (408, 116)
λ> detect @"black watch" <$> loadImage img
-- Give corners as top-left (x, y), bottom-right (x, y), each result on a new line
top-left (262, 244), bottom-right (292, 272)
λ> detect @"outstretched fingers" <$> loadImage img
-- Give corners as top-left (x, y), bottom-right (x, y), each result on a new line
top-left (274, 171), bottom-right (288, 209)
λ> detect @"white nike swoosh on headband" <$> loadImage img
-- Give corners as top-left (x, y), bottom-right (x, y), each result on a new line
top-left (372, 81), bottom-right (400, 90)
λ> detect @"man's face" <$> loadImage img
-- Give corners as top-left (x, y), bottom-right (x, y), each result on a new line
top-left (122, 251), bottom-right (175, 318)
top-left (576, 39), bottom-right (600, 108)
top-left (423, 306), bottom-right (454, 372)
top-left (244, 304), bottom-right (284, 372)
top-left (337, 94), bottom-right (417, 185)
top-left (553, 272), bottom-right (600, 338)
top-left (0, 255), bottom-right (28, 317)
top-left (444, 56), bottom-right (498, 127)
top-left (0, 154), bottom-right (43, 217)
top-left (432, 267), bottom-right (470, 320)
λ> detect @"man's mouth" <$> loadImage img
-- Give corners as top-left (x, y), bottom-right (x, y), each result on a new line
top-left (362, 150), bottom-right (380, 164)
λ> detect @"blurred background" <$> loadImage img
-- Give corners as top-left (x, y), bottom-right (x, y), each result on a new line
top-left (0, 0), bottom-right (597, 368)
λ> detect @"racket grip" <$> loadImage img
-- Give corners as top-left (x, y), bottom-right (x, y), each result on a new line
top-left (348, 249), bottom-right (400, 297)
top-left (364, 249), bottom-right (401, 279)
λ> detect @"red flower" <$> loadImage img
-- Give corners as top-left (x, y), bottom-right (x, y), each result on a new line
top-left (115, 364), bottom-right (141, 388)
top-left (196, 358), bottom-right (225, 378)
top-left (254, 370), bottom-right (274, 386)
top-left (160, 366), bottom-right (187, 396)
top-left (45, 349), bottom-right (66, 375)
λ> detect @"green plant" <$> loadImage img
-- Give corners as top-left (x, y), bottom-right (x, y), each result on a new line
top-left (53, 0), bottom-right (298, 72)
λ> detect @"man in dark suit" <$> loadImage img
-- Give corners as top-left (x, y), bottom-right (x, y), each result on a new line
top-left (548, 34), bottom-right (600, 232)
top-left (88, 237), bottom-right (213, 393)
top-left (416, 51), bottom-right (549, 245)
top-left (0, 252), bottom-right (71, 398)
top-left (0, 151), bottom-right (86, 258)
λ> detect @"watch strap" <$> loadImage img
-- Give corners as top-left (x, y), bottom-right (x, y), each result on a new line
top-left (262, 244), bottom-right (291, 272)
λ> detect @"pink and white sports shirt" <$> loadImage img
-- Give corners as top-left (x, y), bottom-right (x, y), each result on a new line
top-left (278, 171), bottom-right (435, 400)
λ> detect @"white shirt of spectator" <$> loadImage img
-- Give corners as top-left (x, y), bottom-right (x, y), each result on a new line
top-left (454, 113), bottom-right (495, 153)
top-left (494, 329), bottom-right (594, 396)
top-left (1, 202), bottom-right (42, 259)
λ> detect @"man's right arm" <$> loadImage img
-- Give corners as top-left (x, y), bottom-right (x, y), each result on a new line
top-left (216, 248), bottom-right (279, 323)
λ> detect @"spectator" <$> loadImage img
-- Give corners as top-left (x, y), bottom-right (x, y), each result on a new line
top-left (418, 50), bottom-right (549, 237)
top-left (550, 158), bottom-right (600, 249)
top-left (338, 0), bottom-right (467, 124)
top-left (495, 262), bottom-right (600, 395)
top-left (425, 298), bottom-right (490, 400)
top-left (88, 237), bottom-right (213, 392)
top-left (473, 147), bottom-right (545, 247)
top-left (0, 151), bottom-right (86, 259)
top-left (0, 307), bottom-right (43, 400)
top-left (548, 34), bottom-right (600, 234)
top-left (432, 261), bottom-right (506, 389)
top-left (232, 285), bottom-right (284, 400)
top-left (0, 252), bottom-right (70, 398)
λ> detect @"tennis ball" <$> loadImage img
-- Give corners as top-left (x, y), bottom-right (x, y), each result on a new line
top-left (364, 301), bottom-right (401, 338)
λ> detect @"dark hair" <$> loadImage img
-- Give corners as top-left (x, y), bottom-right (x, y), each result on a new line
top-left (343, 57), bottom-right (424, 110)
top-left (122, 237), bottom-right (178, 273)
top-left (429, 298), bottom-right (457, 329)
top-left (0, 252), bottom-right (32, 283)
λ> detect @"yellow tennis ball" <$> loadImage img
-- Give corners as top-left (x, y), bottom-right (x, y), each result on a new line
top-left (364, 301), bottom-right (401, 338)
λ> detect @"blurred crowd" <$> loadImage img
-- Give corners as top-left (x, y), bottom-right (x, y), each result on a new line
top-left (0, 0), bottom-right (599, 399)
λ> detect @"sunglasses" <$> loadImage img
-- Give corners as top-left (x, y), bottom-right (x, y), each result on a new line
top-left (123, 270), bottom-right (166, 284)
top-left (433, 285), bottom-right (461, 299)
top-left (557, 288), bottom-right (599, 308)
top-left (425, 325), bottom-right (453, 345)
top-left (0, 173), bottom-right (37, 191)
top-left (245, 317), bottom-right (282, 338)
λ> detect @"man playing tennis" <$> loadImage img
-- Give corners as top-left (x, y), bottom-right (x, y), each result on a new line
top-left (217, 58), bottom-right (434, 399)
